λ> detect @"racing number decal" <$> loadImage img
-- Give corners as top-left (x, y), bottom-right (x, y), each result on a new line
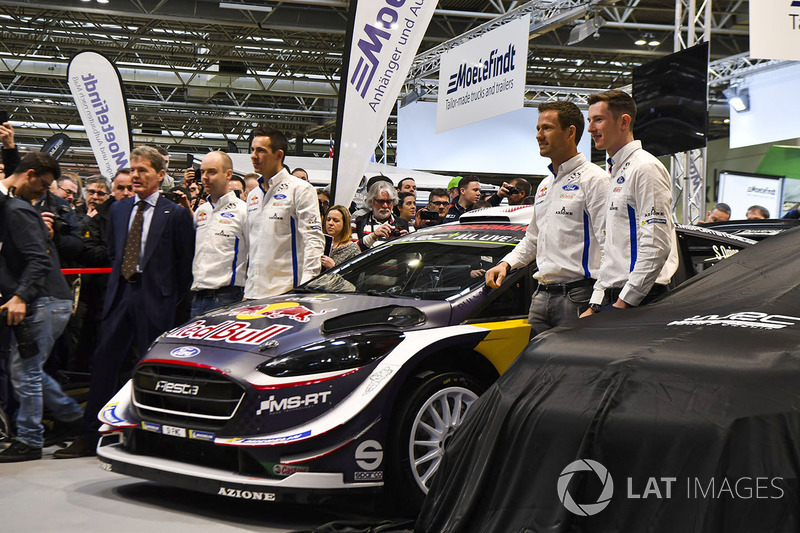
top-left (355, 440), bottom-right (383, 470)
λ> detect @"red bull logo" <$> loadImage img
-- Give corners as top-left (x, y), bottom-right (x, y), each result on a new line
top-left (167, 320), bottom-right (292, 345)
top-left (231, 302), bottom-right (335, 323)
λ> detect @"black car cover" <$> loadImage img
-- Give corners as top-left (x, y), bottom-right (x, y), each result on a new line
top-left (415, 227), bottom-right (800, 532)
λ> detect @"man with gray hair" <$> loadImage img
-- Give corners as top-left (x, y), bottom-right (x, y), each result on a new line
top-left (56, 145), bottom-right (194, 459)
top-left (356, 180), bottom-right (409, 250)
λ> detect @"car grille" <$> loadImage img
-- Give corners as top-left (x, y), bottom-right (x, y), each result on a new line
top-left (133, 363), bottom-right (245, 430)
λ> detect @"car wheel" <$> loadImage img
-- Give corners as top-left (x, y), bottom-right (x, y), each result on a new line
top-left (387, 371), bottom-right (485, 512)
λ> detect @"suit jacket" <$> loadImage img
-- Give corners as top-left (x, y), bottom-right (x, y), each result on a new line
top-left (103, 194), bottom-right (194, 326)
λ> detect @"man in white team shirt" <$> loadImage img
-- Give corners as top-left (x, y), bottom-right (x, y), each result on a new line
top-left (245, 125), bottom-right (324, 299)
top-left (581, 89), bottom-right (678, 317)
top-left (190, 150), bottom-right (248, 316)
top-left (485, 101), bottom-right (609, 335)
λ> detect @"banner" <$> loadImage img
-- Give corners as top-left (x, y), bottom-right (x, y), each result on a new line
top-left (41, 133), bottom-right (72, 161)
top-left (750, 2), bottom-right (800, 60)
top-left (67, 51), bottom-right (132, 178)
top-left (436, 15), bottom-right (529, 133)
top-left (331, 0), bottom-right (437, 207)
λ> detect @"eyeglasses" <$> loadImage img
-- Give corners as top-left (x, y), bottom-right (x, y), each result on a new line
top-left (373, 198), bottom-right (393, 205)
top-left (57, 185), bottom-right (77, 197)
top-left (430, 201), bottom-right (449, 207)
top-left (86, 189), bottom-right (108, 197)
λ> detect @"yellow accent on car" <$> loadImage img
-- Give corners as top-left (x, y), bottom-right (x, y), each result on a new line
top-left (470, 319), bottom-right (532, 374)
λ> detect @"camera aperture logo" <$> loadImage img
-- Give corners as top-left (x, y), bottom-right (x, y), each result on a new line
top-left (557, 459), bottom-right (614, 516)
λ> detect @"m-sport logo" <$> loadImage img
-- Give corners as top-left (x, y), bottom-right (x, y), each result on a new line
top-left (667, 312), bottom-right (800, 330)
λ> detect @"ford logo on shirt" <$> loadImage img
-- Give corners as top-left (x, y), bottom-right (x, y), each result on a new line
top-left (221, 213), bottom-right (235, 218)
top-left (616, 176), bottom-right (625, 184)
top-left (274, 194), bottom-right (287, 200)
top-left (562, 184), bottom-right (579, 191)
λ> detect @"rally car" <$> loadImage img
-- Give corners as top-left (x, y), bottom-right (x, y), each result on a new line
top-left (95, 206), bottom-right (755, 510)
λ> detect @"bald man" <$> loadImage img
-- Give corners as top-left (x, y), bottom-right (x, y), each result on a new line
top-left (190, 151), bottom-right (249, 316)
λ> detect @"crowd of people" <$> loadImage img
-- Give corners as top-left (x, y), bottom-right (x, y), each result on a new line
top-left (0, 120), bottom-right (511, 463)
top-left (0, 88), bottom-right (775, 465)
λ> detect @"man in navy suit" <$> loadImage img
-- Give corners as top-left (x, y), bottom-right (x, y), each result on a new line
top-left (55, 146), bottom-right (194, 458)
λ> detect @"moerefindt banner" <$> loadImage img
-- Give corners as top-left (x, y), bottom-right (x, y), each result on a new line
top-left (436, 15), bottom-right (529, 133)
top-left (750, 1), bottom-right (800, 60)
top-left (331, 0), bottom-right (437, 207)
top-left (67, 51), bottom-right (132, 179)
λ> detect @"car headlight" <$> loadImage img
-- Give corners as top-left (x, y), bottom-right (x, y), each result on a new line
top-left (322, 305), bottom-right (426, 334)
top-left (257, 331), bottom-right (405, 377)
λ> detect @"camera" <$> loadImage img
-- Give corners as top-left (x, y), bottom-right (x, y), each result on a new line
top-left (506, 186), bottom-right (519, 195)
top-left (163, 191), bottom-right (178, 203)
top-left (419, 210), bottom-right (439, 221)
top-left (0, 309), bottom-right (39, 359)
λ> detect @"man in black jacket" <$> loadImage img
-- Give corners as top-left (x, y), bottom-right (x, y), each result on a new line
top-left (0, 159), bottom-right (83, 462)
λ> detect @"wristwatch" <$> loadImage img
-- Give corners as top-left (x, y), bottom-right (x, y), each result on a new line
top-left (589, 303), bottom-right (602, 313)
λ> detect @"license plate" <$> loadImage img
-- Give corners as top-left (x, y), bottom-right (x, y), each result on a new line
top-left (162, 425), bottom-right (187, 438)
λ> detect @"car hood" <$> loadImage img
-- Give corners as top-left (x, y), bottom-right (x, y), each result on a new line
top-left (143, 292), bottom-right (451, 368)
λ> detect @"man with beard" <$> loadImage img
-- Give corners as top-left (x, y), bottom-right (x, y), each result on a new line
top-left (356, 180), bottom-right (409, 250)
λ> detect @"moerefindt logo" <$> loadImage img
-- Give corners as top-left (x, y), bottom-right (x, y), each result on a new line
top-left (446, 44), bottom-right (517, 95)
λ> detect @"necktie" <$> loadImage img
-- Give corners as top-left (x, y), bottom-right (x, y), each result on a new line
top-left (121, 200), bottom-right (146, 280)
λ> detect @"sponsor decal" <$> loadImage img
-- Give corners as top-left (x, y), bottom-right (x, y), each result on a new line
top-left (249, 195), bottom-right (259, 206)
top-left (536, 186), bottom-right (547, 199)
top-left (555, 207), bottom-right (574, 216)
top-left (272, 463), bottom-right (310, 477)
top-left (235, 430), bottom-right (312, 445)
top-left (189, 430), bottom-right (215, 441)
top-left (355, 440), bottom-right (383, 470)
top-left (269, 213), bottom-right (283, 220)
top-left (167, 319), bottom-right (292, 346)
top-left (644, 207), bottom-right (666, 217)
top-left (232, 302), bottom-right (335, 323)
top-left (609, 202), bottom-right (619, 211)
top-left (219, 220), bottom-right (234, 225)
top-left (613, 187), bottom-right (623, 193)
top-left (155, 380), bottom-right (199, 396)
top-left (560, 193), bottom-right (575, 200)
top-left (355, 471), bottom-right (384, 481)
top-left (616, 176), bottom-right (625, 184)
top-left (563, 184), bottom-right (579, 191)
top-left (220, 212), bottom-right (235, 218)
top-left (273, 194), bottom-right (287, 200)
top-left (197, 211), bottom-right (208, 222)
top-left (706, 244), bottom-right (740, 262)
top-left (217, 488), bottom-right (276, 501)
top-left (170, 346), bottom-right (200, 358)
top-left (642, 218), bottom-right (667, 226)
top-left (275, 182), bottom-right (289, 192)
top-left (101, 403), bottom-right (125, 425)
top-left (256, 391), bottom-right (332, 415)
top-left (363, 367), bottom-right (394, 395)
top-left (141, 421), bottom-right (161, 433)
top-left (214, 230), bottom-right (232, 238)
top-left (558, 459), bottom-right (614, 516)
top-left (668, 312), bottom-right (800, 330)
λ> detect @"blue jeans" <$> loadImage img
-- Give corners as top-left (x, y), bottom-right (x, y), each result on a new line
top-left (190, 286), bottom-right (244, 317)
top-left (10, 296), bottom-right (83, 448)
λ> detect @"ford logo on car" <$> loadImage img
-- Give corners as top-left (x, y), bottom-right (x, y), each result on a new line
top-left (170, 346), bottom-right (200, 358)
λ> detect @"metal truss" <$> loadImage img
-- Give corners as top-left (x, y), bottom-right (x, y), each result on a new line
top-left (406, 0), bottom-right (622, 83)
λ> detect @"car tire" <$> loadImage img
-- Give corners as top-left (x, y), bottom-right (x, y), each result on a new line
top-left (386, 371), bottom-right (486, 514)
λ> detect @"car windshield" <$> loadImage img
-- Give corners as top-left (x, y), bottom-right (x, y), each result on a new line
top-left (302, 241), bottom-right (512, 300)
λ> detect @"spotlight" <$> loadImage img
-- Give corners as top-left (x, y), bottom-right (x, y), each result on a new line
top-left (634, 39), bottom-right (647, 46)
top-left (568, 15), bottom-right (606, 45)
top-left (723, 87), bottom-right (750, 113)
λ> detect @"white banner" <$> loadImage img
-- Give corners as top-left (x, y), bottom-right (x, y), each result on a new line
top-left (333, 0), bottom-right (437, 207)
top-left (436, 15), bottom-right (529, 133)
top-left (67, 51), bottom-right (131, 178)
top-left (750, 1), bottom-right (800, 60)
top-left (718, 171), bottom-right (784, 219)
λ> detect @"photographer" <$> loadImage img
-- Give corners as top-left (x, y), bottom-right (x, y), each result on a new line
top-left (486, 177), bottom-right (532, 207)
top-left (356, 181), bottom-right (409, 250)
top-left (414, 188), bottom-right (450, 229)
top-left (0, 178), bottom-right (82, 462)
top-left (3, 154), bottom-right (83, 266)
